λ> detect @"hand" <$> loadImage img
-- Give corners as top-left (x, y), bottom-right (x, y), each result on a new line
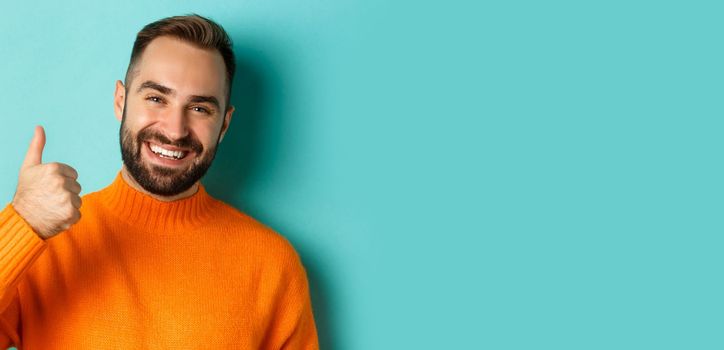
top-left (11, 126), bottom-right (82, 240)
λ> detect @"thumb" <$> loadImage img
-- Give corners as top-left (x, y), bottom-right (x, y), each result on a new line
top-left (22, 125), bottom-right (45, 169)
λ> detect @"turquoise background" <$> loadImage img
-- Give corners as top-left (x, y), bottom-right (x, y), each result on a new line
top-left (0, 0), bottom-right (722, 349)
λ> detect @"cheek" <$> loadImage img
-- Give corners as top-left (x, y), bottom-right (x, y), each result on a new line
top-left (192, 121), bottom-right (224, 146)
top-left (123, 104), bottom-right (156, 127)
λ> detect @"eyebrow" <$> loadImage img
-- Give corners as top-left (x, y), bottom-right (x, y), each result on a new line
top-left (136, 80), bottom-right (221, 111)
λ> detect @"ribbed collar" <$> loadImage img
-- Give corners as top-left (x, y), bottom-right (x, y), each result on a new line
top-left (97, 171), bottom-right (216, 232)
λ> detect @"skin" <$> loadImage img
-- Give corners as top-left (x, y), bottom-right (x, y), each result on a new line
top-left (113, 35), bottom-right (235, 202)
top-left (12, 35), bottom-right (235, 240)
top-left (13, 126), bottom-right (82, 239)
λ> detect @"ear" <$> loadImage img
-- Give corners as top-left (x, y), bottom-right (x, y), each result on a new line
top-left (113, 80), bottom-right (126, 122)
top-left (219, 105), bottom-right (235, 143)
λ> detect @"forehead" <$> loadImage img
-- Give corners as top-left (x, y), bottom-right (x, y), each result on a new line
top-left (131, 36), bottom-right (226, 99)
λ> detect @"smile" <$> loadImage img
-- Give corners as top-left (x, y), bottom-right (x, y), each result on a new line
top-left (150, 143), bottom-right (188, 159)
top-left (144, 141), bottom-right (194, 165)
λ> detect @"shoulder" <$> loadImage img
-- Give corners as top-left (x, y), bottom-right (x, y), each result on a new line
top-left (208, 198), bottom-right (303, 266)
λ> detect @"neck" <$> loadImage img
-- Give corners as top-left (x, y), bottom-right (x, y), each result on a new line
top-left (120, 165), bottom-right (199, 202)
top-left (101, 169), bottom-right (215, 231)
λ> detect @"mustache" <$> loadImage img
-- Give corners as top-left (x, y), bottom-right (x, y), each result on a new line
top-left (137, 128), bottom-right (204, 154)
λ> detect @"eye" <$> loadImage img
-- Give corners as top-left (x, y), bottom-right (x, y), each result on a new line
top-left (146, 96), bottom-right (164, 104)
top-left (192, 106), bottom-right (211, 114)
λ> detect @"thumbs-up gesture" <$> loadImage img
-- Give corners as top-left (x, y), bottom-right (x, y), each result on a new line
top-left (11, 126), bottom-right (82, 240)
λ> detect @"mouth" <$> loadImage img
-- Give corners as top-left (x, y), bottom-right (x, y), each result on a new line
top-left (143, 141), bottom-right (196, 167)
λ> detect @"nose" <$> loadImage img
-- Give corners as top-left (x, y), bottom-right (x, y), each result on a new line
top-left (159, 106), bottom-right (190, 141)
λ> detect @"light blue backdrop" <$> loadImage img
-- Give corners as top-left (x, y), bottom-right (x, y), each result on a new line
top-left (0, 1), bottom-right (721, 349)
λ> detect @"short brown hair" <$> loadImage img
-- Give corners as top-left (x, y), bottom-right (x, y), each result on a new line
top-left (124, 14), bottom-right (236, 111)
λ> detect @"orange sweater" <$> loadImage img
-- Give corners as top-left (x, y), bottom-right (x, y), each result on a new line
top-left (0, 171), bottom-right (319, 349)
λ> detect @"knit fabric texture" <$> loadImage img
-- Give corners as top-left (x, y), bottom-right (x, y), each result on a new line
top-left (0, 171), bottom-right (319, 349)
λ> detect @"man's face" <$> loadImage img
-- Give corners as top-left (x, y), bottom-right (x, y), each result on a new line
top-left (115, 36), bottom-right (233, 197)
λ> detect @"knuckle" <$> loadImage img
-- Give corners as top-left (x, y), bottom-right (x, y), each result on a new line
top-left (46, 162), bottom-right (60, 172)
top-left (64, 205), bottom-right (75, 219)
top-left (52, 176), bottom-right (64, 188)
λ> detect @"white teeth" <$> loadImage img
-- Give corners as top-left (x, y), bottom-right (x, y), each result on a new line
top-left (149, 144), bottom-right (188, 159)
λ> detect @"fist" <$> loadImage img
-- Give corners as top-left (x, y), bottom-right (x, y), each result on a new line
top-left (12, 126), bottom-right (82, 240)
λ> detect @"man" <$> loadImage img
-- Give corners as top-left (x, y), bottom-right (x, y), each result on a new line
top-left (0, 14), bottom-right (319, 349)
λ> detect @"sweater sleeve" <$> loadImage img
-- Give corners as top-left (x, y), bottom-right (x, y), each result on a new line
top-left (0, 203), bottom-right (49, 346)
top-left (278, 251), bottom-right (319, 350)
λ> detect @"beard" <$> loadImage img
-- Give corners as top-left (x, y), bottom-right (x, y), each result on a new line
top-left (119, 107), bottom-right (221, 197)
